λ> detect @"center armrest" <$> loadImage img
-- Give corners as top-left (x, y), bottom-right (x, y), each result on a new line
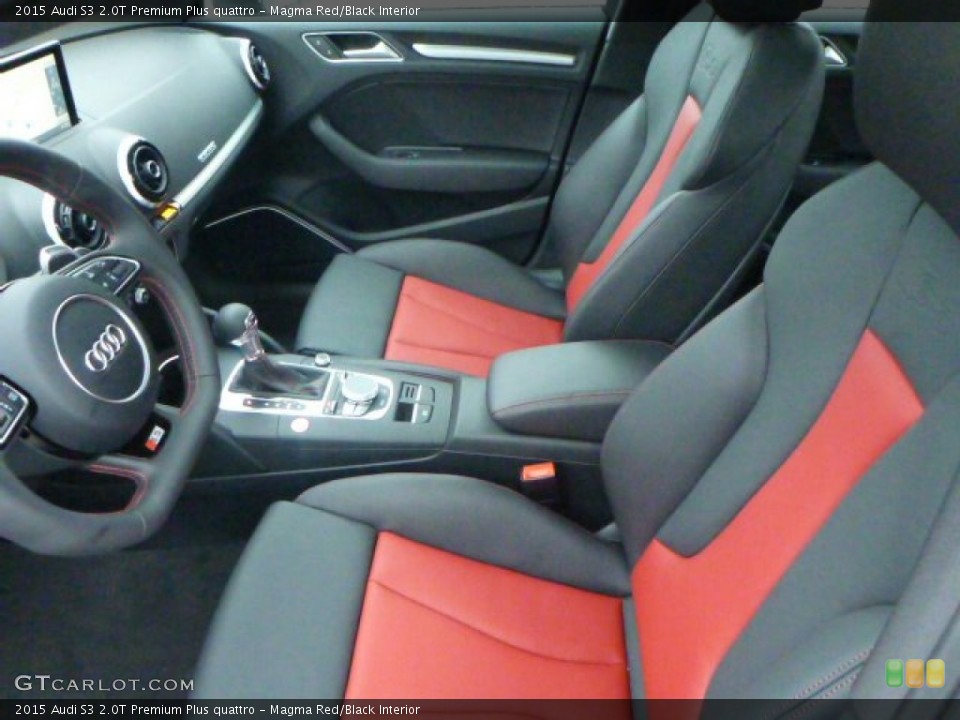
top-left (487, 340), bottom-right (672, 443)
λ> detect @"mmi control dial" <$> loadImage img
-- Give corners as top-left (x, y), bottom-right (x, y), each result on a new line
top-left (339, 373), bottom-right (380, 416)
top-left (341, 374), bottom-right (379, 404)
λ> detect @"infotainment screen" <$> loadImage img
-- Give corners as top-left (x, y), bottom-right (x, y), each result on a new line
top-left (0, 44), bottom-right (78, 143)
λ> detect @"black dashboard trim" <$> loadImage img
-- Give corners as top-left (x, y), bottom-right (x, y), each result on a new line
top-left (173, 100), bottom-right (263, 211)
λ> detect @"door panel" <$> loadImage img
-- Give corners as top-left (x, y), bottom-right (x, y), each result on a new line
top-left (199, 19), bottom-right (607, 278)
top-left (315, 83), bottom-right (562, 192)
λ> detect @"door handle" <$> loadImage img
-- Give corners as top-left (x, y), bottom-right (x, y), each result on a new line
top-left (820, 36), bottom-right (848, 67)
top-left (342, 41), bottom-right (402, 61)
top-left (303, 32), bottom-right (403, 63)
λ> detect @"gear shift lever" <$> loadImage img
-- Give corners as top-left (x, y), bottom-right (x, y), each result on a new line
top-left (213, 303), bottom-right (324, 397)
top-left (213, 303), bottom-right (268, 361)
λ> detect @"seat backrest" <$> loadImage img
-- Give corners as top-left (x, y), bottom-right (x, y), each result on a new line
top-left (601, 5), bottom-right (960, 700)
top-left (547, 0), bottom-right (824, 345)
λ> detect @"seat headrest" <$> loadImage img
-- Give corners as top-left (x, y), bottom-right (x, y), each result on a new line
top-left (708, 0), bottom-right (822, 22)
top-left (856, 0), bottom-right (960, 234)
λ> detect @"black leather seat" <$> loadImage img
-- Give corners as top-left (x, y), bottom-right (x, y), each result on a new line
top-left (196, 5), bottom-right (960, 701)
top-left (296, 0), bottom-right (825, 376)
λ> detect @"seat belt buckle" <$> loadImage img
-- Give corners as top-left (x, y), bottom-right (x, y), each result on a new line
top-left (520, 462), bottom-right (559, 503)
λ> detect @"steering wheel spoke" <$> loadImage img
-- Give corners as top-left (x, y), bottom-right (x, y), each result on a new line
top-left (55, 252), bottom-right (142, 296)
top-left (84, 453), bottom-right (156, 508)
top-left (85, 397), bottom-right (190, 500)
top-left (0, 378), bottom-right (31, 452)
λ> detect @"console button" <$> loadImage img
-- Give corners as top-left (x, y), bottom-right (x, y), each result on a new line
top-left (394, 402), bottom-right (414, 423)
top-left (399, 382), bottom-right (420, 404)
top-left (290, 418), bottom-right (310, 434)
top-left (412, 403), bottom-right (433, 424)
top-left (418, 386), bottom-right (435, 404)
top-left (342, 401), bottom-right (369, 417)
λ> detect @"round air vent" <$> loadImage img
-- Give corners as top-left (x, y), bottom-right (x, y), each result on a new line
top-left (122, 139), bottom-right (169, 204)
top-left (54, 201), bottom-right (107, 250)
top-left (244, 42), bottom-right (271, 90)
top-left (42, 194), bottom-right (108, 251)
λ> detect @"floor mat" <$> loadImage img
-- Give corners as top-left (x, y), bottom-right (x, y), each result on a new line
top-left (0, 541), bottom-right (243, 699)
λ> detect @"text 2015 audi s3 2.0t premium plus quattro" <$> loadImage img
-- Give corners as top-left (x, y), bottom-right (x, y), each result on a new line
top-left (1, 0), bottom-right (959, 711)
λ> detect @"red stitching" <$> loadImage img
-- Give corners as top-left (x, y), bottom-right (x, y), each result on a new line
top-left (0, 162), bottom-right (117, 236)
top-left (141, 277), bottom-right (197, 412)
top-left (87, 463), bottom-right (148, 511)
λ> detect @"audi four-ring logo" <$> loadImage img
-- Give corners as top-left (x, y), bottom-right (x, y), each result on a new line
top-left (83, 324), bottom-right (128, 373)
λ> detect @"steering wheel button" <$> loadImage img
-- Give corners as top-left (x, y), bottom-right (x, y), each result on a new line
top-left (66, 256), bottom-right (141, 295)
top-left (0, 382), bottom-right (29, 447)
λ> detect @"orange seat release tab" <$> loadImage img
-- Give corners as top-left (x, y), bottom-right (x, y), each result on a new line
top-left (521, 462), bottom-right (558, 503)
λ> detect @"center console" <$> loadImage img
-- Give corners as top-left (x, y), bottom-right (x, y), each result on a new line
top-left (199, 354), bottom-right (458, 494)
top-left (222, 359), bottom-right (396, 421)
top-left (217, 352), bottom-right (453, 449)
top-left (189, 304), bottom-right (672, 529)
top-left (202, 305), bottom-right (454, 469)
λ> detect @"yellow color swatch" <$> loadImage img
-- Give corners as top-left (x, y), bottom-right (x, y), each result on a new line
top-left (926, 659), bottom-right (945, 689)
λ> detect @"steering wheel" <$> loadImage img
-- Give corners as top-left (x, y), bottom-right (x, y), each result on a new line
top-left (0, 139), bottom-right (219, 555)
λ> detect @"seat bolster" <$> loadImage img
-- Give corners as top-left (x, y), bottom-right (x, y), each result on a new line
top-left (298, 473), bottom-right (631, 596)
top-left (296, 253), bottom-right (404, 355)
top-left (358, 238), bottom-right (566, 319)
top-left (193, 503), bottom-right (376, 699)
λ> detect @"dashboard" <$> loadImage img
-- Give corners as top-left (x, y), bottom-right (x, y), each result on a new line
top-left (0, 25), bottom-right (267, 281)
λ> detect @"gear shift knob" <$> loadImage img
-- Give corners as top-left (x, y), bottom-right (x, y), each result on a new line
top-left (213, 303), bottom-right (324, 398)
top-left (213, 303), bottom-right (264, 359)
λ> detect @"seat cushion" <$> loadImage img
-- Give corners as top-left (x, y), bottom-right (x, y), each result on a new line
top-left (297, 239), bottom-right (566, 376)
top-left (346, 532), bottom-right (629, 699)
top-left (192, 502), bottom-right (378, 699)
top-left (193, 474), bottom-right (631, 700)
top-left (384, 276), bottom-right (564, 376)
